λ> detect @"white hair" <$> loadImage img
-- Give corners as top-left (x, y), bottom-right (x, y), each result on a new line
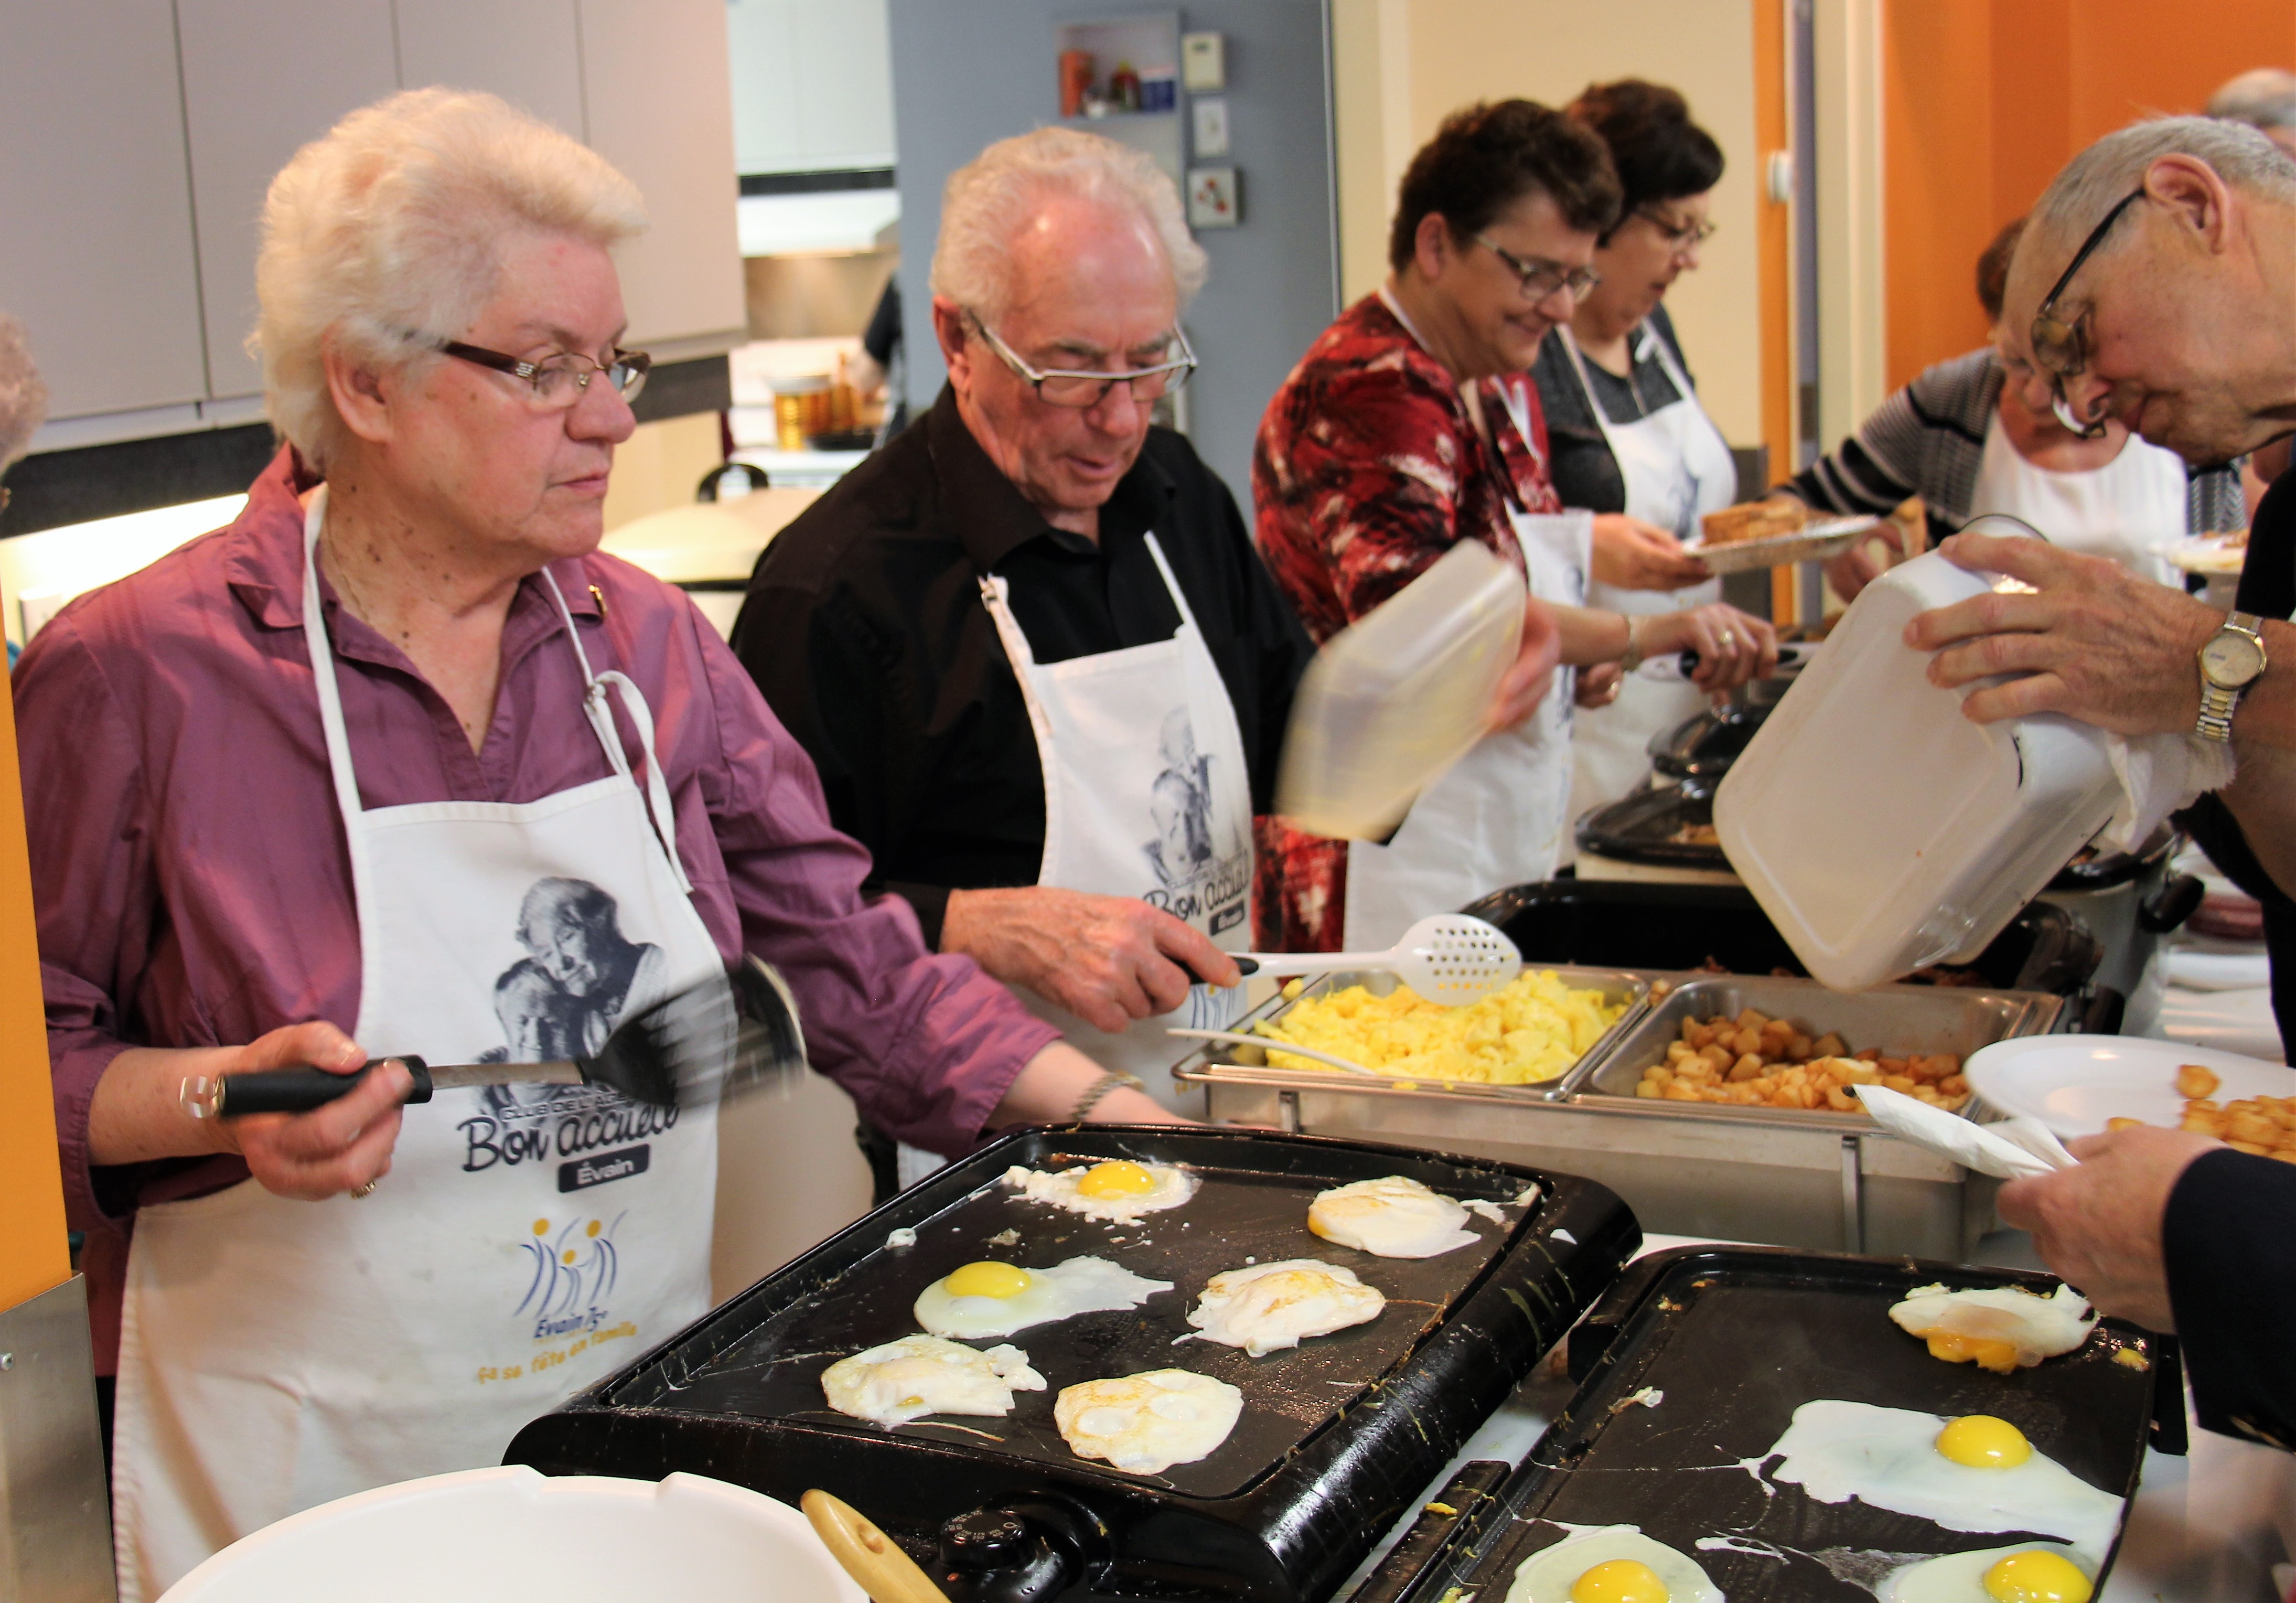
top-left (2031, 114), bottom-right (2296, 259)
top-left (254, 88), bottom-right (646, 472)
top-left (930, 126), bottom-right (1208, 321)
top-left (0, 314), bottom-right (48, 471)
top-left (2210, 68), bottom-right (2296, 133)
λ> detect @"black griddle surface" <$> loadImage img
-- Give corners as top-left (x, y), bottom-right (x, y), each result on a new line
top-left (1411, 1247), bottom-right (2160, 1600)
top-left (609, 1134), bottom-right (1538, 1500)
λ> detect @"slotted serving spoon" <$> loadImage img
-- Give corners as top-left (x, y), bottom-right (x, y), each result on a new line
top-left (1227, 913), bottom-right (1521, 1004)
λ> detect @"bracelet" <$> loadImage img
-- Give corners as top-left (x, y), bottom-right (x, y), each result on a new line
top-left (1069, 1068), bottom-right (1146, 1121)
top-left (1617, 612), bottom-right (1645, 673)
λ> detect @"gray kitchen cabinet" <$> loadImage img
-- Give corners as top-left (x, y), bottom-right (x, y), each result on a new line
top-left (176, 0), bottom-right (401, 400)
top-left (394, 0), bottom-right (588, 141)
top-left (578, 0), bottom-right (747, 355)
top-left (0, 0), bottom-right (206, 423)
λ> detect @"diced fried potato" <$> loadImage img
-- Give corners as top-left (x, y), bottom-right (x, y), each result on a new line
top-left (2107, 1116), bottom-right (2142, 1131)
top-left (1812, 1033), bottom-right (1846, 1057)
top-left (2177, 1063), bottom-right (2223, 1099)
top-left (2229, 1140), bottom-right (2270, 1156)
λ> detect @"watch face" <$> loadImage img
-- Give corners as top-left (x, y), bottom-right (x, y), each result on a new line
top-left (2203, 630), bottom-right (2267, 687)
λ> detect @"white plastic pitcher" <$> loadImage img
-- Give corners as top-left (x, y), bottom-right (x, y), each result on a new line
top-left (156, 1466), bottom-right (868, 1603)
top-left (1714, 546), bottom-right (2118, 991)
top-left (1275, 539), bottom-right (1527, 839)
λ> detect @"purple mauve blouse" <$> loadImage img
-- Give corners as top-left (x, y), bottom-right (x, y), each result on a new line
top-left (20, 448), bottom-right (1056, 1371)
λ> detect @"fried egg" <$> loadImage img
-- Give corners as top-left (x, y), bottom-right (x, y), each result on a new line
top-left (1503, 1525), bottom-right (1724, 1603)
top-left (1889, 1283), bottom-right (2096, 1373)
top-left (1762, 1401), bottom-right (2121, 1561)
top-left (1307, 1174), bottom-right (1481, 1257)
top-left (1054, 1369), bottom-right (1243, 1475)
top-left (1879, 1542), bottom-right (2094, 1603)
top-left (1004, 1159), bottom-right (1199, 1222)
top-left (819, 1334), bottom-right (1046, 1426)
top-left (1186, 1259), bottom-right (1385, 1355)
top-left (913, 1256), bottom-right (1172, 1340)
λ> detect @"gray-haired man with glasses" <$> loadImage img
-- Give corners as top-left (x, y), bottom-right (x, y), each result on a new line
top-left (1901, 114), bottom-right (2296, 1454)
top-left (734, 128), bottom-right (1314, 1146)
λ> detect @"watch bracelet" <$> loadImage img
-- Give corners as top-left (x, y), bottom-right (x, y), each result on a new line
top-left (1069, 1067), bottom-right (1146, 1121)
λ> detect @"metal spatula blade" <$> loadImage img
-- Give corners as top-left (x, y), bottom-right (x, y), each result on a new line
top-left (184, 956), bottom-right (809, 1119)
top-left (1227, 914), bottom-right (1522, 1005)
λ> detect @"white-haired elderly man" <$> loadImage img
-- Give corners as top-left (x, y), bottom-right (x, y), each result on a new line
top-left (1896, 115), bottom-right (2296, 1451)
top-left (0, 312), bottom-right (47, 510)
top-left (2212, 66), bottom-right (2296, 159)
top-left (15, 90), bottom-right (1155, 1598)
top-left (735, 128), bottom-right (1328, 1135)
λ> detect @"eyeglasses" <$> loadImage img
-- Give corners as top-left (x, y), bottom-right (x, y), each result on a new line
top-left (1473, 236), bottom-right (1601, 302)
top-left (436, 339), bottom-right (651, 408)
top-left (1635, 206), bottom-right (1718, 250)
top-left (968, 314), bottom-right (1196, 407)
top-left (2029, 187), bottom-right (2144, 440)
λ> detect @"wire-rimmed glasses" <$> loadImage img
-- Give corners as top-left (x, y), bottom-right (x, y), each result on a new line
top-left (968, 314), bottom-right (1196, 408)
top-left (1472, 235), bottom-right (1601, 303)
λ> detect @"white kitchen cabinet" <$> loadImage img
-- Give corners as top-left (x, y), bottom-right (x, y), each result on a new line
top-left (176, 0), bottom-right (401, 401)
top-left (0, 0), bottom-right (206, 422)
top-left (578, 0), bottom-right (748, 355)
top-left (395, 0), bottom-right (588, 140)
top-left (726, 0), bottom-right (896, 176)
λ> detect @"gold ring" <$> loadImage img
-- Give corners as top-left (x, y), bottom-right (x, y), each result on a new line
top-left (351, 1180), bottom-right (379, 1199)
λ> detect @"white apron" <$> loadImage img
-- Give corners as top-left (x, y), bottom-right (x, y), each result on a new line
top-left (1559, 324), bottom-right (1739, 821)
top-left (1343, 373), bottom-right (1589, 950)
top-left (1968, 411), bottom-right (2187, 586)
top-left (976, 533), bottom-right (1251, 1114)
top-left (112, 489), bottom-right (724, 1602)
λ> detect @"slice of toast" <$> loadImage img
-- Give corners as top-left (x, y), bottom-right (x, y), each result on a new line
top-left (1700, 499), bottom-right (1807, 547)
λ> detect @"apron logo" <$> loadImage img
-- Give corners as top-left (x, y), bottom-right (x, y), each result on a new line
top-left (518, 1211), bottom-right (626, 1339)
top-left (1140, 706), bottom-right (1250, 927)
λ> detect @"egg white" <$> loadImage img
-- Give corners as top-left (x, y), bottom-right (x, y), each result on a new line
top-left (1055, 1369), bottom-right (1243, 1476)
top-left (913, 1256), bottom-right (1173, 1340)
top-left (1763, 1399), bottom-right (2122, 1561)
top-left (1307, 1174), bottom-right (1482, 1258)
top-left (1187, 1259), bottom-right (1385, 1356)
top-left (1504, 1525), bottom-right (1725, 1603)
top-left (819, 1334), bottom-right (1046, 1426)
top-left (1003, 1160), bottom-right (1199, 1222)
top-left (1877, 1542), bottom-right (2093, 1603)
top-left (1888, 1283), bottom-right (2096, 1369)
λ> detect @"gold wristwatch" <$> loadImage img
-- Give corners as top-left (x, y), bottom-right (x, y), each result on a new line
top-left (2196, 610), bottom-right (2268, 743)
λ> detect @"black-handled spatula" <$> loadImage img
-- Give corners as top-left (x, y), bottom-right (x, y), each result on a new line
top-left (180, 956), bottom-right (807, 1120)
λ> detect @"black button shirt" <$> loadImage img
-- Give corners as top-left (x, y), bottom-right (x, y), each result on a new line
top-left (731, 386), bottom-right (1313, 948)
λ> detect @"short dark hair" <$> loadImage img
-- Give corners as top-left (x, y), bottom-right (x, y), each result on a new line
top-left (1567, 80), bottom-right (1724, 242)
top-left (1975, 216), bottom-right (2026, 323)
top-left (1388, 100), bottom-right (1622, 272)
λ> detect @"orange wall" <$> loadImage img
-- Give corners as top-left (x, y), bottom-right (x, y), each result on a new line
top-left (1883, 0), bottom-right (2296, 391)
top-left (0, 601), bottom-right (69, 1310)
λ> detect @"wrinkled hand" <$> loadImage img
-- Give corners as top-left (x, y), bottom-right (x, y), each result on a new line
top-left (220, 1022), bottom-right (409, 1202)
top-left (1592, 514), bottom-right (1711, 592)
top-left (1995, 1125), bottom-right (2220, 1332)
top-left (1575, 659), bottom-right (1625, 709)
top-left (942, 886), bottom-right (1240, 1034)
top-left (1489, 597), bottom-right (1565, 731)
top-left (1905, 531), bottom-right (2220, 731)
top-left (1640, 603), bottom-right (1778, 691)
top-left (1823, 518), bottom-right (1907, 602)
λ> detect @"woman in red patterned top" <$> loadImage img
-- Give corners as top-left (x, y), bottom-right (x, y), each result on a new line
top-left (1253, 100), bottom-right (1775, 952)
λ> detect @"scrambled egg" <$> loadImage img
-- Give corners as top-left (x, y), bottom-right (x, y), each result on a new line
top-left (1254, 970), bottom-right (1625, 1085)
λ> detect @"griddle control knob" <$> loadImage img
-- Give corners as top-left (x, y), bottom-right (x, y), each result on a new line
top-left (941, 1509), bottom-right (1030, 1568)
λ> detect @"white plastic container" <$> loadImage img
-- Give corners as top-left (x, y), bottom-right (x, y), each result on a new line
top-left (1714, 547), bottom-right (2119, 991)
top-left (1275, 539), bottom-right (1527, 839)
top-left (157, 1465), bottom-right (867, 1603)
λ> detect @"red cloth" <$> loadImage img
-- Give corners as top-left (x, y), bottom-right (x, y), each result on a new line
top-left (22, 448), bottom-right (1056, 1371)
top-left (1250, 293), bottom-right (1562, 951)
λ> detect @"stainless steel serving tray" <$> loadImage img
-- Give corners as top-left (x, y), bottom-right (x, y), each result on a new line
top-left (1178, 964), bottom-right (1659, 1103)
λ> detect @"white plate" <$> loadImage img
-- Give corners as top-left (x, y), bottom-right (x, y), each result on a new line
top-left (1964, 1034), bottom-right (2295, 1138)
top-left (2160, 533), bottom-right (2247, 576)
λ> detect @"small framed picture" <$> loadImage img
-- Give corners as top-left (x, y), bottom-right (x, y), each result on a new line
top-left (1193, 97), bottom-right (1230, 158)
top-left (1187, 166), bottom-right (1240, 229)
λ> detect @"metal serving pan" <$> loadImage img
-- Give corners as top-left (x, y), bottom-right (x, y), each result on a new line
top-left (1356, 1245), bottom-right (2173, 1602)
top-left (1191, 963), bottom-right (1657, 1103)
top-left (505, 1124), bottom-right (1638, 1603)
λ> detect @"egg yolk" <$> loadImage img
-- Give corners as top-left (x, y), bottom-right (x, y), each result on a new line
top-left (1982, 1548), bottom-right (2093, 1602)
top-left (1569, 1558), bottom-right (1670, 1603)
top-left (1078, 1160), bottom-right (1158, 1199)
top-left (943, 1262), bottom-right (1033, 1299)
top-left (1935, 1414), bottom-right (2033, 1468)
top-left (1923, 1329), bottom-right (2024, 1373)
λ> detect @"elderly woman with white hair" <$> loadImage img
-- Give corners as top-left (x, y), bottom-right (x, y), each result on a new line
top-left (17, 90), bottom-right (1145, 1598)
